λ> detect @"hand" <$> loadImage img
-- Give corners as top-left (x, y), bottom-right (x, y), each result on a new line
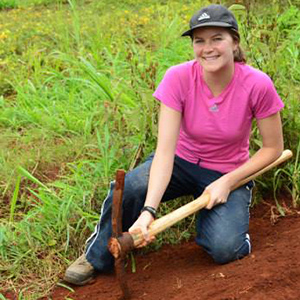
top-left (204, 176), bottom-right (231, 210)
top-left (129, 211), bottom-right (155, 248)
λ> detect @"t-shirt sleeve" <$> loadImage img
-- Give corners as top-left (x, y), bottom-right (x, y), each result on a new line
top-left (251, 73), bottom-right (284, 119)
top-left (152, 66), bottom-right (184, 112)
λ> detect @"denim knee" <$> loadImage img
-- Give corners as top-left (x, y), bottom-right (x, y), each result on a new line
top-left (84, 156), bottom-right (153, 272)
top-left (196, 183), bottom-right (252, 264)
top-left (198, 234), bottom-right (251, 264)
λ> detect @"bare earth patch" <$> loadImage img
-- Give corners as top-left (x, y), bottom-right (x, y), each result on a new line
top-left (4, 199), bottom-right (300, 300)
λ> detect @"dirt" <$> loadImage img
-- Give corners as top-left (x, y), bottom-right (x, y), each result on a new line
top-left (41, 198), bottom-right (300, 300)
top-left (4, 199), bottom-right (300, 300)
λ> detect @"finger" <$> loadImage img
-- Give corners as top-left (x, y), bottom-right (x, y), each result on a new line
top-left (136, 237), bottom-right (153, 248)
top-left (128, 227), bottom-right (142, 235)
top-left (137, 226), bottom-right (149, 241)
top-left (206, 199), bottom-right (214, 210)
top-left (143, 231), bottom-right (150, 242)
top-left (136, 226), bottom-right (151, 244)
top-left (221, 197), bottom-right (228, 204)
top-left (136, 241), bottom-right (147, 248)
top-left (135, 236), bottom-right (156, 248)
top-left (136, 232), bottom-right (155, 248)
top-left (149, 236), bottom-right (155, 242)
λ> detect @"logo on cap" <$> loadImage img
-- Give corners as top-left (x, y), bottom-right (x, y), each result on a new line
top-left (198, 12), bottom-right (210, 21)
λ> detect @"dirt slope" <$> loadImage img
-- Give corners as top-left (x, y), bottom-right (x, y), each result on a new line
top-left (46, 199), bottom-right (300, 300)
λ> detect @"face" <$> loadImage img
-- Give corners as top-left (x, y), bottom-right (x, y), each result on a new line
top-left (192, 27), bottom-right (238, 74)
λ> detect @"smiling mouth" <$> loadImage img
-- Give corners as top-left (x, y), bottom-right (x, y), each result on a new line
top-left (203, 56), bottom-right (219, 61)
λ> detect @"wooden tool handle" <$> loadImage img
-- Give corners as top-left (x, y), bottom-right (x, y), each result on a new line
top-left (130, 150), bottom-right (293, 247)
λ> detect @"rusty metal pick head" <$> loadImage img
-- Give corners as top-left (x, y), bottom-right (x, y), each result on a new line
top-left (111, 170), bottom-right (125, 238)
top-left (109, 233), bottom-right (135, 259)
top-left (108, 169), bottom-right (131, 300)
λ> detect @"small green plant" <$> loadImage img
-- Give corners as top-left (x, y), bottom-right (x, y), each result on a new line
top-left (0, 0), bottom-right (16, 9)
top-left (273, 140), bottom-right (300, 210)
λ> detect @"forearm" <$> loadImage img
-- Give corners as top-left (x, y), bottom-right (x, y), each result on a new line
top-left (128, 103), bottom-right (181, 242)
top-left (143, 151), bottom-right (175, 210)
top-left (205, 113), bottom-right (283, 209)
top-left (223, 145), bottom-right (283, 190)
top-left (142, 103), bottom-right (181, 210)
top-left (223, 113), bottom-right (283, 189)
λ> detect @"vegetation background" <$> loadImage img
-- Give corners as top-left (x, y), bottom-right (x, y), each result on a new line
top-left (0, 0), bottom-right (299, 298)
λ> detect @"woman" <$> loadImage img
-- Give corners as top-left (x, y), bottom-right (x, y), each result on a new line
top-left (64, 4), bottom-right (284, 285)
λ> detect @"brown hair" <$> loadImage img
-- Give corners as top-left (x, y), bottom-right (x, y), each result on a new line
top-left (229, 30), bottom-right (246, 63)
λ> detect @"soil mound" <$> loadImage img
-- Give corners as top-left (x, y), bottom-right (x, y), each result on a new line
top-left (49, 199), bottom-right (300, 300)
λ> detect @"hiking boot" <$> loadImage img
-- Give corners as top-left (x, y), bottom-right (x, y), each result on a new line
top-left (64, 254), bottom-right (95, 285)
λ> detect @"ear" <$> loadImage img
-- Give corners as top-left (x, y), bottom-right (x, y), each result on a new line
top-left (232, 39), bottom-right (239, 52)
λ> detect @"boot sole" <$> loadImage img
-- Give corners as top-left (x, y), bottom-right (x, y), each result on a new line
top-left (63, 272), bottom-right (95, 286)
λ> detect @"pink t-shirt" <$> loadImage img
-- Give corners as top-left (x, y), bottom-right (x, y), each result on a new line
top-left (153, 60), bottom-right (284, 173)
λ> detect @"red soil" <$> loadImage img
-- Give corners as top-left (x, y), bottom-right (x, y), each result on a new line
top-left (3, 199), bottom-right (300, 300)
top-left (46, 199), bottom-right (300, 300)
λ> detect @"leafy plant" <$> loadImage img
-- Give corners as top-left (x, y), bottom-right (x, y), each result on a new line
top-left (273, 139), bottom-right (300, 210)
top-left (0, 0), bottom-right (17, 9)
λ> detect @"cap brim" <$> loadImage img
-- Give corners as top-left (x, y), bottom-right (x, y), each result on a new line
top-left (181, 22), bottom-right (235, 37)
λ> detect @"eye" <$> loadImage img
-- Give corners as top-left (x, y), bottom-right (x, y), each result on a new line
top-left (213, 37), bottom-right (223, 42)
top-left (194, 39), bottom-right (204, 44)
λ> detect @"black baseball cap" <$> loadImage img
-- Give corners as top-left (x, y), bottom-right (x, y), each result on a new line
top-left (182, 4), bottom-right (239, 37)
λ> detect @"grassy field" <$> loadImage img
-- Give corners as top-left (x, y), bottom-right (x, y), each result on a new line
top-left (0, 0), bottom-right (300, 298)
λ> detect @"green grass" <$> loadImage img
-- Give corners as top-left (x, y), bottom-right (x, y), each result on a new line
top-left (0, 0), bottom-right (68, 10)
top-left (0, 0), bottom-right (299, 298)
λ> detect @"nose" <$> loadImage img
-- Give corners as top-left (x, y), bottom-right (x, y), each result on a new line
top-left (203, 41), bottom-right (213, 53)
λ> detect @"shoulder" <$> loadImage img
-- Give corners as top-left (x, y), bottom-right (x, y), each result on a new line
top-left (236, 64), bottom-right (283, 117)
top-left (237, 63), bottom-right (275, 91)
top-left (168, 60), bottom-right (197, 71)
top-left (165, 60), bottom-right (198, 80)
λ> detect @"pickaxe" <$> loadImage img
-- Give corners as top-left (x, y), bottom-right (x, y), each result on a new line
top-left (108, 149), bottom-right (292, 300)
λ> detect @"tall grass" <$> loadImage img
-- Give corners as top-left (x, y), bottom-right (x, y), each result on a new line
top-left (0, 0), bottom-right (299, 298)
top-left (0, 0), bottom-right (67, 10)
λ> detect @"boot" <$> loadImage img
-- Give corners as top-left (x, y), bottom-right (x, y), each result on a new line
top-left (64, 254), bottom-right (95, 285)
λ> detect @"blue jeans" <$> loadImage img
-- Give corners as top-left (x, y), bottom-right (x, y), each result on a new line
top-left (85, 154), bottom-right (253, 271)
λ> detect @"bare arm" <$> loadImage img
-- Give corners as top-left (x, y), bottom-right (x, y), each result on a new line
top-left (144, 104), bottom-right (182, 209)
top-left (129, 103), bottom-right (181, 241)
top-left (205, 112), bottom-right (283, 209)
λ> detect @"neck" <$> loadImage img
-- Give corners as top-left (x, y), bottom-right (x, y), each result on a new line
top-left (203, 63), bottom-right (235, 97)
